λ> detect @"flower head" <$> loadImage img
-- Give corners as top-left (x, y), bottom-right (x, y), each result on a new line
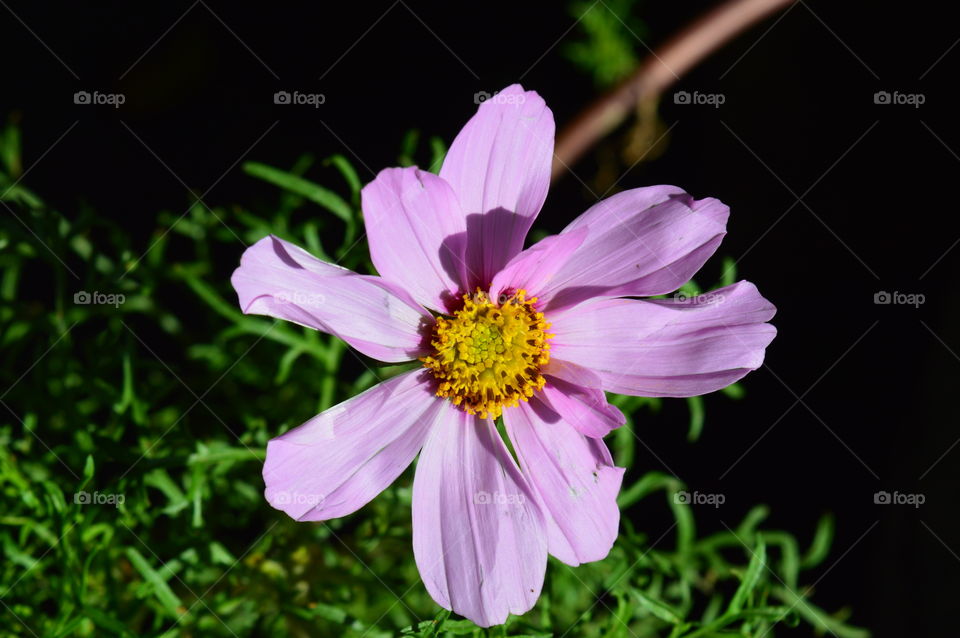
top-left (231, 84), bottom-right (776, 627)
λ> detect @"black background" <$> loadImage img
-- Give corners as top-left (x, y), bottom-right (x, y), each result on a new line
top-left (2, 1), bottom-right (957, 634)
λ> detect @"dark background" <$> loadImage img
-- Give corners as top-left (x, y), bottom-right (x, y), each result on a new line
top-left (2, 1), bottom-right (957, 634)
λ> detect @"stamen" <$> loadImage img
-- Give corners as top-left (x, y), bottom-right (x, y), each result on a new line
top-left (421, 289), bottom-right (552, 419)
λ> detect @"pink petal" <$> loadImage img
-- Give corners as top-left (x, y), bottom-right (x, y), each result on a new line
top-left (541, 358), bottom-right (604, 389)
top-left (361, 167), bottom-right (469, 312)
top-left (413, 410), bottom-right (546, 627)
top-left (262, 370), bottom-right (440, 521)
top-left (548, 281), bottom-right (776, 396)
top-left (504, 399), bottom-right (624, 566)
top-left (540, 376), bottom-right (625, 438)
top-left (232, 235), bottom-right (432, 362)
top-left (539, 186), bottom-right (729, 312)
top-left (488, 228), bottom-right (587, 301)
top-left (440, 84), bottom-right (555, 285)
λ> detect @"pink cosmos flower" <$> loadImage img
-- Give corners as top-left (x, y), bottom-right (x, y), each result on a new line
top-left (231, 84), bottom-right (775, 627)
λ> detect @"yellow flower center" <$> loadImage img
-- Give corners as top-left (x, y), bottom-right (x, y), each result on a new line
top-left (421, 289), bottom-right (552, 419)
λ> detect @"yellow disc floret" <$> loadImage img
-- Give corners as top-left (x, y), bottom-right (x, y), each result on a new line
top-left (421, 289), bottom-right (552, 419)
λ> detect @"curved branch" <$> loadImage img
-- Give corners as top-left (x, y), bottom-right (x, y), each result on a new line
top-left (553, 0), bottom-right (795, 181)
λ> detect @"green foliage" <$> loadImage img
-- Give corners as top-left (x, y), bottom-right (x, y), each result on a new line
top-left (398, 130), bottom-right (448, 174)
top-left (563, 0), bottom-right (647, 87)
top-left (0, 121), bottom-right (867, 637)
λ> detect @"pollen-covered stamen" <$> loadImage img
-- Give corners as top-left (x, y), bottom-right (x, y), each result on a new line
top-left (421, 289), bottom-right (552, 419)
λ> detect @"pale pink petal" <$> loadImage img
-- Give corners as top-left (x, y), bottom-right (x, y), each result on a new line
top-left (504, 399), bottom-right (624, 566)
top-left (548, 281), bottom-right (776, 396)
top-left (413, 410), bottom-right (546, 627)
top-left (540, 376), bottom-right (625, 438)
top-left (361, 167), bottom-right (469, 312)
top-left (540, 186), bottom-right (729, 312)
top-left (489, 228), bottom-right (587, 301)
top-left (263, 370), bottom-right (441, 521)
top-left (232, 235), bottom-right (431, 362)
top-left (440, 84), bottom-right (555, 285)
top-left (541, 358), bottom-right (604, 389)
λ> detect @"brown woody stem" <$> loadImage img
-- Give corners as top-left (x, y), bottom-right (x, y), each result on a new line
top-left (552, 0), bottom-right (795, 181)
